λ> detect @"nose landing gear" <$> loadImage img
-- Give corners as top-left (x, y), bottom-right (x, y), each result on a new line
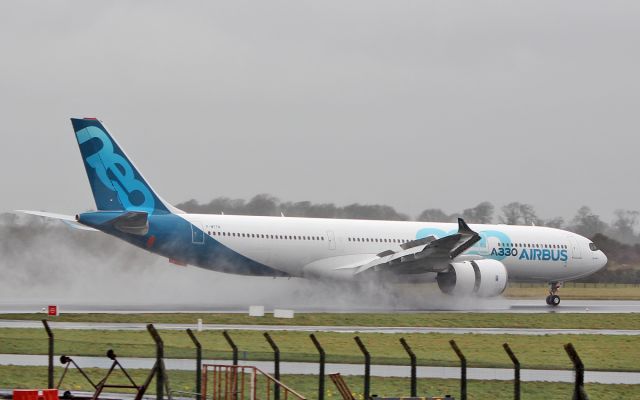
top-left (545, 282), bottom-right (562, 306)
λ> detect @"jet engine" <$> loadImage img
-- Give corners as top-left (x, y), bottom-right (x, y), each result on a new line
top-left (436, 259), bottom-right (508, 297)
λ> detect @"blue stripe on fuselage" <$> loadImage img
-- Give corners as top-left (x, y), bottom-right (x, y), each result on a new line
top-left (77, 212), bottom-right (288, 277)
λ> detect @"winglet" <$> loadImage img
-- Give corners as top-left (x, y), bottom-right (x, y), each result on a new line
top-left (451, 218), bottom-right (481, 259)
top-left (458, 218), bottom-right (474, 234)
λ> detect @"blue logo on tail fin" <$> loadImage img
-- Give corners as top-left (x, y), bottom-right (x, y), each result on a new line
top-left (72, 118), bottom-right (169, 214)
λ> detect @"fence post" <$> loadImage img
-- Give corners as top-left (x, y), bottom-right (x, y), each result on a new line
top-left (223, 330), bottom-right (239, 366)
top-left (502, 343), bottom-right (520, 400)
top-left (354, 336), bottom-right (370, 400)
top-left (564, 343), bottom-right (589, 400)
top-left (449, 340), bottom-right (467, 400)
top-left (310, 334), bottom-right (326, 400)
top-left (399, 338), bottom-right (417, 397)
top-left (263, 333), bottom-right (280, 400)
top-left (147, 324), bottom-right (164, 400)
top-left (187, 329), bottom-right (202, 400)
top-left (42, 320), bottom-right (54, 389)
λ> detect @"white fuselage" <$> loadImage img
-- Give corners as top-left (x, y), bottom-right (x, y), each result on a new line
top-left (180, 213), bottom-right (607, 283)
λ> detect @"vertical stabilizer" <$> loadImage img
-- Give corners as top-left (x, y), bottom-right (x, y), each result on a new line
top-left (71, 118), bottom-right (178, 214)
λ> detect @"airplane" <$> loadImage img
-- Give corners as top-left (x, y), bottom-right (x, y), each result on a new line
top-left (20, 118), bottom-right (608, 307)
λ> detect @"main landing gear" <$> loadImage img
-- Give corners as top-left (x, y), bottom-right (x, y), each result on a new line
top-left (546, 282), bottom-right (562, 306)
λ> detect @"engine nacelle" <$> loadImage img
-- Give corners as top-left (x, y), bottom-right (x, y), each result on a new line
top-left (437, 259), bottom-right (508, 297)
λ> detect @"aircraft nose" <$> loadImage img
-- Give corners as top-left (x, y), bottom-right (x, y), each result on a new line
top-left (597, 251), bottom-right (608, 270)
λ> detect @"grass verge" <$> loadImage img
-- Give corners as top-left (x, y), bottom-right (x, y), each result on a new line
top-left (505, 282), bottom-right (640, 300)
top-left (1, 312), bottom-right (640, 330)
top-left (1, 328), bottom-right (638, 371)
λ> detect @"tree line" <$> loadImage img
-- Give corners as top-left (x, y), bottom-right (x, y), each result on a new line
top-left (178, 195), bottom-right (640, 245)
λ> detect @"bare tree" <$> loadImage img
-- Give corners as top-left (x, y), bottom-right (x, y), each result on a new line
top-left (571, 206), bottom-right (607, 238)
top-left (520, 203), bottom-right (540, 225)
top-left (611, 209), bottom-right (640, 243)
top-left (500, 202), bottom-right (522, 224)
top-left (245, 194), bottom-right (279, 216)
top-left (462, 201), bottom-right (494, 224)
top-left (417, 208), bottom-right (451, 222)
top-left (544, 217), bottom-right (565, 228)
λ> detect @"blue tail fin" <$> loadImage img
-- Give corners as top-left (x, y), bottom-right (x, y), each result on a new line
top-left (71, 118), bottom-right (172, 215)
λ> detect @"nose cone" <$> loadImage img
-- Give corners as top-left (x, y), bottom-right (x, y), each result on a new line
top-left (596, 250), bottom-right (608, 271)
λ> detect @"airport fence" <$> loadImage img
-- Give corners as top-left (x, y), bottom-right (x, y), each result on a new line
top-left (37, 320), bottom-right (593, 400)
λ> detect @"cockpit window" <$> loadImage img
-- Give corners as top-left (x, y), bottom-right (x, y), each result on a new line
top-left (589, 243), bottom-right (599, 251)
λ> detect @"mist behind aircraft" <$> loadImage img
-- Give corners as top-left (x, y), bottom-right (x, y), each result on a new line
top-left (1, 212), bottom-right (511, 310)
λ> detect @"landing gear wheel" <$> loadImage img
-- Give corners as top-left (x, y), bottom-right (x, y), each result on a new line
top-left (546, 282), bottom-right (563, 307)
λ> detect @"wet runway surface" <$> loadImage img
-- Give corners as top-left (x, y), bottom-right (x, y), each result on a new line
top-left (0, 319), bottom-right (638, 336)
top-left (0, 354), bottom-right (637, 384)
top-left (1, 299), bottom-right (640, 313)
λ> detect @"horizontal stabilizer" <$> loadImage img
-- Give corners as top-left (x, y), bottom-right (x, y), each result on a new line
top-left (16, 210), bottom-right (98, 231)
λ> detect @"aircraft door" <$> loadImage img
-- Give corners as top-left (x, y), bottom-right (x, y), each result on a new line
top-left (191, 223), bottom-right (205, 245)
top-left (567, 236), bottom-right (582, 259)
top-left (327, 231), bottom-right (336, 250)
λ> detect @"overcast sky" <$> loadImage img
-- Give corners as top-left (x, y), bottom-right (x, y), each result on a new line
top-left (1, 1), bottom-right (639, 222)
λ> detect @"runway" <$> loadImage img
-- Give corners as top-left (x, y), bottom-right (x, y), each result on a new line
top-left (0, 319), bottom-right (638, 336)
top-left (0, 354), bottom-right (637, 384)
top-left (1, 299), bottom-right (640, 313)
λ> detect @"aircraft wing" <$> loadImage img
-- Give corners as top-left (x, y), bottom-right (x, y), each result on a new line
top-left (345, 218), bottom-right (481, 276)
top-left (16, 210), bottom-right (98, 231)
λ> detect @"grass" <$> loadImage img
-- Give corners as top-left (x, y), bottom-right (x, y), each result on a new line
top-left (505, 282), bottom-right (640, 300)
top-left (1, 365), bottom-right (639, 400)
top-left (2, 312), bottom-right (640, 330)
top-left (1, 328), bottom-right (639, 371)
